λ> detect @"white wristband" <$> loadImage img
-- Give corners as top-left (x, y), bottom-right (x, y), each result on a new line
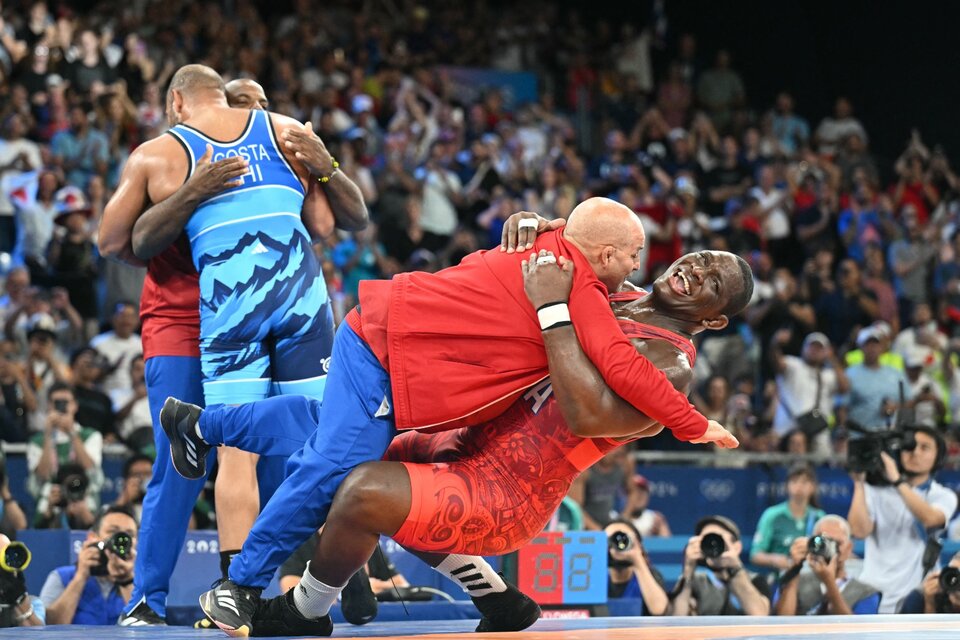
top-left (518, 218), bottom-right (539, 230)
top-left (537, 302), bottom-right (571, 331)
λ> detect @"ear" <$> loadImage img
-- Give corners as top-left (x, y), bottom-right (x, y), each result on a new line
top-left (600, 246), bottom-right (616, 266)
top-left (172, 89), bottom-right (184, 114)
top-left (701, 314), bottom-right (729, 331)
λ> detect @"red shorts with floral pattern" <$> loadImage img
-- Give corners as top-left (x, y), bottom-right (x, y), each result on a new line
top-left (383, 380), bottom-right (622, 556)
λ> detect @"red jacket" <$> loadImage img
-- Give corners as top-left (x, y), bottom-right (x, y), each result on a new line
top-left (347, 229), bottom-right (708, 440)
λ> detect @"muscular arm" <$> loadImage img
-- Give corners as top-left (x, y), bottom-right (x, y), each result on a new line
top-left (541, 325), bottom-right (690, 438)
top-left (131, 144), bottom-right (249, 260)
top-left (98, 149), bottom-right (151, 267)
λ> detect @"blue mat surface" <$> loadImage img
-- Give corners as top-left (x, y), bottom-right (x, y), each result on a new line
top-left (2, 615), bottom-right (960, 639)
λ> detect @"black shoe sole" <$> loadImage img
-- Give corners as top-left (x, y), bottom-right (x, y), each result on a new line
top-left (161, 396), bottom-right (207, 480)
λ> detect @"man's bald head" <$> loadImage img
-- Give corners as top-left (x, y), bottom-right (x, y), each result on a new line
top-left (226, 78), bottom-right (269, 110)
top-left (564, 197), bottom-right (645, 292)
top-left (168, 64), bottom-right (225, 98)
top-left (166, 65), bottom-right (226, 124)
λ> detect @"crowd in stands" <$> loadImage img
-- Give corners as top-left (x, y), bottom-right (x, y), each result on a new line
top-left (1, 0), bottom-right (960, 623)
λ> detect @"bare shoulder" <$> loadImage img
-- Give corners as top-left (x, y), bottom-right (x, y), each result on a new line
top-left (630, 337), bottom-right (694, 392)
top-left (130, 134), bottom-right (182, 166)
top-left (267, 111), bottom-right (305, 133)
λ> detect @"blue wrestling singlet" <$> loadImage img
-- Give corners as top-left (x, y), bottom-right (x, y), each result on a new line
top-left (167, 111), bottom-right (333, 405)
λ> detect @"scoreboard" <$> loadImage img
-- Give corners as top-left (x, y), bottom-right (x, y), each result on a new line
top-left (516, 531), bottom-right (607, 605)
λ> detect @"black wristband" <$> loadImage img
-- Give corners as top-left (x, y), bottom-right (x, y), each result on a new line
top-left (541, 321), bottom-right (573, 332)
top-left (895, 476), bottom-right (910, 487)
top-left (724, 565), bottom-right (743, 582)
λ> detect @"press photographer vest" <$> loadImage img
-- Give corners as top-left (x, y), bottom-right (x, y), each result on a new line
top-left (795, 572), bottom-right (879, 614)
top-left (54, 566), bottom-right (126, 625)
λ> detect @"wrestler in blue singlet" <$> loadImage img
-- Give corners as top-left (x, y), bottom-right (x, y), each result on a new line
top-left (167, 110), bottom-right (333, 405)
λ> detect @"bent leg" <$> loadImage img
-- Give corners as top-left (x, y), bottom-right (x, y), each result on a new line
top-left (200, 395), bottom-right (322, 457)
top-left (127, 356), bottom-right (212, 617)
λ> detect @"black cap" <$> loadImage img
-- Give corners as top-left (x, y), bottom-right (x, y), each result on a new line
top-left (695, 515), bottom-right (741, 541)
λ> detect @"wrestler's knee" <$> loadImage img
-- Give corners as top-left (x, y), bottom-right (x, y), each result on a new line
top-left (331, 462), bottom-right (409, 530)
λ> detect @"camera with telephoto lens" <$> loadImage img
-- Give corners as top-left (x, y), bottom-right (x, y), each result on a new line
top-left (88, 532), bottom-right (133, 577)
top-left (0, 541), bottom-right (30, 622)
top-left (807, 535), bottom-right (838, 562)
top-left (609, 531), bottom-right (633, 553)
top-left (52, 398), bottom-right (69, 414)
top-left (940, 567), bottom-right (960, 593)
top-left (61, 473), bottom-right (89, 504)
top-left (700, 533), bottom-right (726, 560)
top-left (846, 427), bottom-right (916, 485)
top-left (607, 531), bottom-right (635, 569)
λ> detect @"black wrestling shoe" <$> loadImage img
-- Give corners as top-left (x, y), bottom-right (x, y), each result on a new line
top-left (252, 588), bottom-right (332, 637)
top-left (160, 396), bottom-right (210, 480)
top-left (340, 566), bottom-right (378, 625)
top-left (117, 600), bottom-right (167, 626)
top-left (472, 577), bottom-right (541, 632)
top-left (199, 579), bottom-right (262, 638)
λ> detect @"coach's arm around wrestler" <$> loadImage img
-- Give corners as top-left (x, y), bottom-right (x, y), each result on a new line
top-left (520, 251), bottom-right (737, 444)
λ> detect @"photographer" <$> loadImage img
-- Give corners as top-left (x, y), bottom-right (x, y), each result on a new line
top-left (26, 382), bottom-right (103, 506)
top-left (670, 516), bottom-right (771, 616)
top-left (0, 534), bottom-right (44, 627)
top-left (899, 551), bottom-right (960, 614)
top-left (774, 515), bottom-right (879, 615)
top-left (33, 463), bottom-right (95, 530)
top-left (604, 519), bottom-right (668, 615)
top-left (847, 426), bottom-right (957, 613)
top-left (40, 505), bottom-right (138, 625)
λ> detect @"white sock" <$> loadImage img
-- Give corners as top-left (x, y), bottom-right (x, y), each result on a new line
top-left (433, 555), bottom-right (506, 597)
top-left (292, 562), bottom-right (345, 619)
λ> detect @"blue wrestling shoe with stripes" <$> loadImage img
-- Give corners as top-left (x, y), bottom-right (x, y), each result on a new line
top-left (160, 396), bottom-right (210, 480)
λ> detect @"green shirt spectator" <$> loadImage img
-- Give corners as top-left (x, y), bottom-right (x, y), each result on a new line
top-left (751, 464), bottom-right (825, 574)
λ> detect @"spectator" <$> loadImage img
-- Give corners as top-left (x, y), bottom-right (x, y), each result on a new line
top-left (901, 349), bottom-right (946, 428)
top-left (47, 187), bottom-right (98, 337)
top-left (848, 427), bottom-right (957, 613)
top-left (112, 454), bottom-right (151, 523)
top-left (24, 312), bottom-right (71, 427)
top-left (862, 244), bottom-right (901, 336)
top-left (770, 331), bottom-right (848, 452)
top-left (656, 62), bottom-right (692, 130)
top-left (837, 186), bottom-right (884, 265)
top-left (0, 114), bottom-right (43, 252)
top-left (751, 464), bottom-right (826, 574)
top-left (16, 170), bottom-right (60, 278)
top-left (815, 97), bottom-right (867, 157)
top-left (900, 551), bottom-right (960, 614)
top-left (63, 29), bottom-right (115, 95)
top-left (68, 347), bottom-right (115, 440)
top-left (703, 135), bottom-right (750, 219)
top-left (844, 326), bottom-right (911, 432)
top-left (331, 225), bottom-right (390, 309)
top-left (40, 504), bottom-right (137, 625)
top-left (769, 92), bottom-right (809, 157)
top-left (892, 303), bottom-right (947, 370)
top-left (89, 302), bottom-right (140, 395)
top-left (0, 268), bottom-right (30, 327)
top-left (570, 448), bottom-right (632, 530)
top-left (0, 337), bottom-right (37, 443)
top-left (774, 515), bottom-right (880, 615)
top-left (623, 475), bottom-right (671, 538)
top-left (110, 355), bottom-right (150, 448)
top-left (416, 141), bottom-right (464, 251)
top-left (696, 50), bottom-right (745, 132)
top-left (844, 320), bottom-right (905, 371)
top-left (888, 205), bottom-right (937, 326)
top-left (26, 383), bottom-right (102, 515)
top-left (50, 105), bottom-right (109, 190)
top-left (814, 259), bottom-right (879, 348)
top-left (670, 515), bottom-right (771, 616)
top-left (604, 519), bottom-right (668, 615)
